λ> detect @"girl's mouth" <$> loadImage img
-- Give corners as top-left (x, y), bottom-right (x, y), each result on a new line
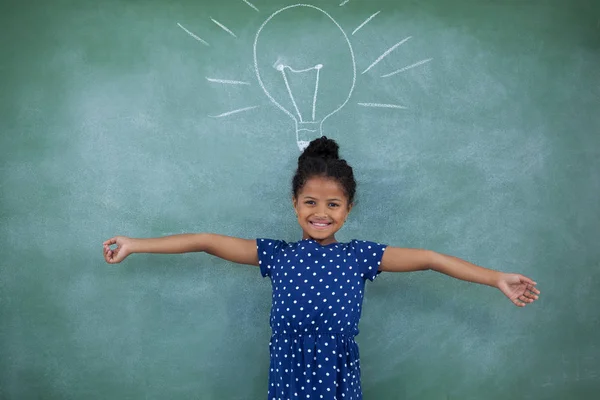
top-left (310, 221), bottom-right (332, 230)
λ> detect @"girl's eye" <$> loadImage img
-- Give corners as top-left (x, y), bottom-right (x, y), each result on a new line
top-left (328, 203), bottom-right (339, 208)
top-left (305, 200), bottom-right (315, 205)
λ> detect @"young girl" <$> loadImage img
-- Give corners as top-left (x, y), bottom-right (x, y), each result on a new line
top-left (103, 136), bottom-right (540, 400)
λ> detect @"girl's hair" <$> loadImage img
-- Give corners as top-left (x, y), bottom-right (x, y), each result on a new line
top-left (292, 136), bottom-right (356, 204)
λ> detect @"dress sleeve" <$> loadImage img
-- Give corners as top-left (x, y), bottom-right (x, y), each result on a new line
top-left (256, 238), bottom-right (285, 278)
top-left (351, 240), bottom-right (388, 281)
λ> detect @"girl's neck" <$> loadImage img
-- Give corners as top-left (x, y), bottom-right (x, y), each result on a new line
top-left (302, 235), bottom-right (338, 246)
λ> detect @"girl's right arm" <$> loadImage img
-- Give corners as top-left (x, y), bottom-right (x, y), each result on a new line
top-left (102, 234), bottom-right (259, 266)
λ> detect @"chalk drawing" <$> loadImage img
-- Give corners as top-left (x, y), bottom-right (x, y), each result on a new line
top-left (254, 4), bottom-right (356, 150)
top-left (311, 65), bottom-right (322, 121)
top-left (177, 23), bottom-right (209, 46)
top-left (352, 11), bottom-right (380, 35)
top-left (275, 64), bottom-right (323, 122)
top-left (278, 66), bottom-right (303, 123)
top-left (178, 3), bottom-right (433, 150)
top-left (381, 58), bottom-right (433, 78)
top-left (206, 78), bottom-right (251, 85)
top-left (362, 36), bottom-right (412, 74)
top-left (358, 103), bottom-right (408, 109)
top-left (243, 0), bottom-right (259, 12)
top-left (211, 18), bottom-right (237, 38)
top-left (209, 106), bottom-right (259, 118)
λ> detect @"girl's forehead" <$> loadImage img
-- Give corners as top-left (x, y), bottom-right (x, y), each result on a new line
top-left (299, 177), bottom-right (347, 197)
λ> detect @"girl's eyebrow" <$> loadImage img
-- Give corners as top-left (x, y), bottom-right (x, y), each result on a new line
top-left (303, 195), bottom-right (342, 202)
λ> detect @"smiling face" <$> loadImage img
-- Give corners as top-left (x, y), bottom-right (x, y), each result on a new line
top-left (293, 176), bottom-right (353, 245)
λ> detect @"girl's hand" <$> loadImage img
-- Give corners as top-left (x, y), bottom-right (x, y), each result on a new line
top-left (497, 273), bottom-right (540, 307)
top-left (103, 236), bottom-right (134, 264)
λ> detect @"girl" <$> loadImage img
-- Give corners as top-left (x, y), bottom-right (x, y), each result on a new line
top-left (103, 136), bottom-right (540, 400)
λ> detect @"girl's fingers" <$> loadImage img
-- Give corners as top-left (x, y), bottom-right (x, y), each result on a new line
top-left (522, 290), bottom-right (534, 299)
top-left (524, 292), bottom-right (539, 300)
top-left (103, 245), bottom-right (119, 263)
top-left (513, 298), bottom-right (525, 307)
top-left (518, 295), bottom-right (530, 303)
top-left (528, 286), bottom-right (541, 295)
top-left (520, 275), bottom-right (536, 286)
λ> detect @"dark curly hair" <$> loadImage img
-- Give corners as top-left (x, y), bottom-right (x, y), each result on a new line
top-left (292, 136), bottom-right (356, 204)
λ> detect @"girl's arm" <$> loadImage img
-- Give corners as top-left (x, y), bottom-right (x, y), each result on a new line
top-left (380, 247), bottom-right (540, 307)
top-left (102, 234), bottom-right (259, 266)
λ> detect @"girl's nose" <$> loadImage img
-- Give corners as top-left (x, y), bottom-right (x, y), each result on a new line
top-left (315, 207), bottom-right (328, 217)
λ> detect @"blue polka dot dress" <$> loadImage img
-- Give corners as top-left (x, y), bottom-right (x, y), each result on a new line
top-left (257, 238), bottom-right (387, 400)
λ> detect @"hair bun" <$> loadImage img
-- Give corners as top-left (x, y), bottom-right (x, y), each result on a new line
top-left (299, 136), bottom-right (339, 164)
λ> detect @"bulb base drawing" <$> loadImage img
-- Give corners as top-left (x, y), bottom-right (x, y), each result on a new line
top-left (296, 121), bottom-right (321, 150)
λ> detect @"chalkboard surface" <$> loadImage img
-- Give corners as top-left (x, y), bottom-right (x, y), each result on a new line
top-left (1, 0), bottom-right (599, 398)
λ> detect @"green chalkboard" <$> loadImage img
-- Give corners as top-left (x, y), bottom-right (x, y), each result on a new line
top-left (1, 0), bottom-right (599, 398)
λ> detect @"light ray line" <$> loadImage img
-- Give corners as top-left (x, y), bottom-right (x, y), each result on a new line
top-left (210, 18), bottom-right (237, 38)
top-left (382, 58), bottom-right (433, 78)
top-left (206, 78), bottom-right (251, 85)
top-left (352, 11), bottom-right (380, 35)
top-left (361, 36), bottom-right (412, 74)
top-left (177, 23), bottom-right (209, 46)
top-left (340, 0), bottom-right (351, 6)
top-left (209, 106), bottom-right (259, 118)
top-left (243, 0), bottom-right (259, 12)
top-left (357, 103), bottom-right (408, 109)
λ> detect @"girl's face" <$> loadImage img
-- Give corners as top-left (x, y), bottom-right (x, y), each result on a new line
top-left (292, 176), bottom-right (352, 245)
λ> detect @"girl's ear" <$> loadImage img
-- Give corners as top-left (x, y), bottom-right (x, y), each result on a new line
top-left (347, 202), bottom-right (353, 213)
top-left (292, 197), bottom-right (298, 212)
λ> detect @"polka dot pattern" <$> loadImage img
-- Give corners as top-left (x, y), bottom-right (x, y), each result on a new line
top-left (257, 238), bottom-right (387, 400)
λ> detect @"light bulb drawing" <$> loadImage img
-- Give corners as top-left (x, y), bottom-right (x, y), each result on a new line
top-left (177, 0), bottom-right (434, 150)
top-left (254, 4), bottom-right (356, 150)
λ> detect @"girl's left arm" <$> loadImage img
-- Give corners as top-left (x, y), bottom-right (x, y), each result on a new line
top-left (380, 247), bottom-right (541, 307)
